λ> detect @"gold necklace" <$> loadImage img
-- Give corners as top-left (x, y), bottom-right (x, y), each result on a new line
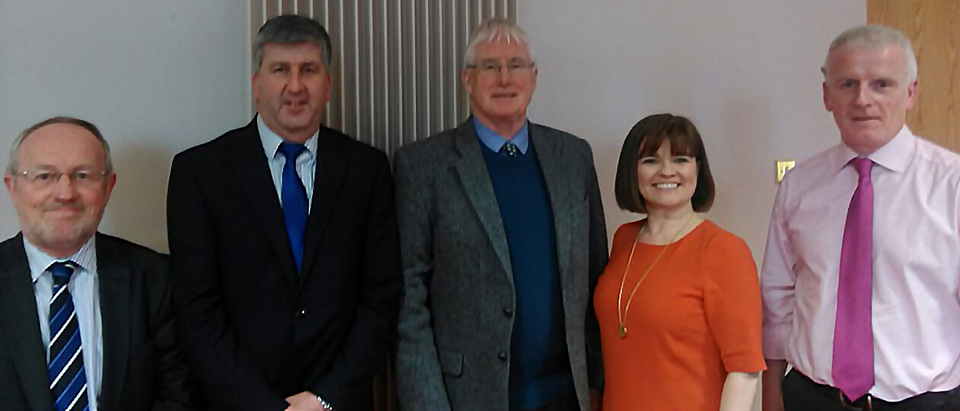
top-left (616, 213), bottom-right (697, 339)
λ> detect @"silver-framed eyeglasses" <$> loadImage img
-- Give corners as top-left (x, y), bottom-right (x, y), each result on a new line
top-left (16, 168), bottom-right (110, 188)
top-left (466, 59), bottom-right (536, 77)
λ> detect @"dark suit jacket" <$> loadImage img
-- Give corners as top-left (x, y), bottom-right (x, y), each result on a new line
top-left (166, 118), bottom-right (402, 411)
top-left (0, 232), bottom-right (193, 411)
top-left (393, 118), bottom-right (608, 411)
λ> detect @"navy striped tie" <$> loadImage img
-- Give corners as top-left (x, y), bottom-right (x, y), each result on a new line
top-left (47, 261), bottom-right (88, 411)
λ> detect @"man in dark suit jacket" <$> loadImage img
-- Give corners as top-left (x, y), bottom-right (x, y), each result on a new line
top-left (394, 19), bottom-right (607, 411)
top-left (166, 15), bottom-right (401, 411)
top-left (0, 117), bottom-right (192, 411)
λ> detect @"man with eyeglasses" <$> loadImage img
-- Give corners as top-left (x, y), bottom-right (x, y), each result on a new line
top-left (0, 117), bottom-right (193, 410)
top-left (394, 18), bottom-right (607, 411)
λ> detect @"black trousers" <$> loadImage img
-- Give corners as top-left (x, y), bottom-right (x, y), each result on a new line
top-left (782, 369), bottom-right (960, 411)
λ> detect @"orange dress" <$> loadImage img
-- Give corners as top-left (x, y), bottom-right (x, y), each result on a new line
top-left (594, 220), bottom-right (766, 411)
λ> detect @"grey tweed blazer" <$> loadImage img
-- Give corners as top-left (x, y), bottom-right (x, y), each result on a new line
top-left (394, 118), bottom-right (608, 411)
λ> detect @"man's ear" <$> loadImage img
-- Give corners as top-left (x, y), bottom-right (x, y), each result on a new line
top-left (822, 81), bottom-right (833, 112)
top-left (461, 69), bottom-right (473, 95)
top-left (905, 79), bottom-right (918, 111)
top-left (252, 71), bottom-right (261, 103)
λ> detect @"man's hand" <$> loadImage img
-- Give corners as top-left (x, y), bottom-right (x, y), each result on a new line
top-left (589, 389), bottom-right (603, 411)
top-left (284, 391), bottom-right (327, 411)
top-left (761, 360), bottom-right (788, 411)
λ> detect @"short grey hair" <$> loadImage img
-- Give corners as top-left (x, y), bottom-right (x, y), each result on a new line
top-left (253, 14), bottom-right (333, 72)
top-left (6, 117), bottom-right (113, 175)
top-left (822, 25), bottom-right (918, 82)
top-left (462, 17), bottom-right (534, 68)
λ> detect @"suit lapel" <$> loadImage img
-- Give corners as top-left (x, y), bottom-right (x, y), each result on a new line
top-left (96, 234), bottom-right (130, 410)
top-left (530, 125), bottom-right (574, 289)
top-left (0, 234), bottom-right (54, 411)
top-left (454, 119), bottom-right (513, 281)
top-left (229, 120), bottom-right (298, 287)
top-left (300, 126), bottom-right (347, 286)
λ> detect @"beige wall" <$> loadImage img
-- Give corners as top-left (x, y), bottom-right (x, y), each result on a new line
top-left (0, 0), bottom-right (251, 252)
top-left (0, 1), bottom-right (868, 409)
top-left (1, 0), bottom-right (866, 259)
top-left (518, 0), bottom-right (866, 262)
top-left (517, 2), bottom-right (865, 408)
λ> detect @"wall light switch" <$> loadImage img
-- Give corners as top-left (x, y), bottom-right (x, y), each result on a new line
top-left (776, 160), bottom-right (796, 183)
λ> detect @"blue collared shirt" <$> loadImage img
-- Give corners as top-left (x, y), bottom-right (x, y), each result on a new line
top-left (257, 115), bottom-right (318, 211)
top-left (474, 119), bottom-right (530, 155)
top-left (27, 236), bottom-right (102, 411)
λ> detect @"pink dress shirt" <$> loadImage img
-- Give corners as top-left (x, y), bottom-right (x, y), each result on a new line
top-left (761, 126), bottom-right (960, 401)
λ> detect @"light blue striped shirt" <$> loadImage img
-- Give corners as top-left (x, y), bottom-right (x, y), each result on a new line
top-left (257, 115), bottom-right (318, 212)
top-left (27, 236), bottom-right (102, 411)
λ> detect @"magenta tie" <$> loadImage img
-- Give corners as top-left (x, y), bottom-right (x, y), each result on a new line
top-left (832, 157), bottom-right (875, 400)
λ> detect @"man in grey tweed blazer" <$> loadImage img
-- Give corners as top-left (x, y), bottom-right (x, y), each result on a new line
top-left (394, 18), bottom-right (607, 411)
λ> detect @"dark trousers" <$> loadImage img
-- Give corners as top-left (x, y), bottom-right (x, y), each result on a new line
top-left (782, 369), bottom-right (960, 411)
top-left (523, 391), bottom-right (580, 411)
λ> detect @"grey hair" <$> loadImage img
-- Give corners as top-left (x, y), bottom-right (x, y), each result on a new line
top-left (6, 117), bottom-right (113, 175)
top-left (822, 25), bottom-right (918, 82)
top-left (462, 17), bottom-right (534, 68)
top-left (253, 14), bottom-right (333, 72)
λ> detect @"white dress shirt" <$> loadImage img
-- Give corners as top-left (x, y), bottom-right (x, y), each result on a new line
top-left (257, 116), bottom-right (331, 409)
top-left (257, 115), bottom-right (318, 211)
top-left (27, 236), bottom-right (102, 411)
top-left (761, 126), bottom-right (960, 401)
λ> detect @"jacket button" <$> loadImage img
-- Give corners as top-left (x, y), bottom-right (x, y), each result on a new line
top-left (503, 308), bottom-right (513, 318)
top-left (296, 308), bottom-right (307, 319)
top-left (498, 351), bottom-right (508, 361)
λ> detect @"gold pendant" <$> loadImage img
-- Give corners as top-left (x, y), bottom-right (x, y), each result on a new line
top-left (618, 324), bottom-right (627, 339)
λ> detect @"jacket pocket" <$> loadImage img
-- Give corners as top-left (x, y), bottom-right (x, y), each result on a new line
top-left (439, 351), bottom-right (463, 377)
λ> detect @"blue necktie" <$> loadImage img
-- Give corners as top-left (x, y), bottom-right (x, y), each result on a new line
top-left (279, 142), bottom-right (309, 272)
top-left (47, 261), bottom-right (89, 411)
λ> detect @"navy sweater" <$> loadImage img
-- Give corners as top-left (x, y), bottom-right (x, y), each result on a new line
top-left (481, 142), bottom-right (574, 409)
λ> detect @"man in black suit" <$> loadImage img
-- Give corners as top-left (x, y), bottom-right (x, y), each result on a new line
top-left (166, 15), bottom-right (401, 411)
top-left (0, 117), bottom-right (192, 410)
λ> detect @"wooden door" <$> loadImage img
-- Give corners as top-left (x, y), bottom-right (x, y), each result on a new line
top-left (868, 0), bottom-right (960, 152)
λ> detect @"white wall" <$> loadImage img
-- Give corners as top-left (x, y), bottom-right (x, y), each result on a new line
top-left (519, 0), bottom-right (865, 262)
top-left (0, 0), bottom-right (251, 253)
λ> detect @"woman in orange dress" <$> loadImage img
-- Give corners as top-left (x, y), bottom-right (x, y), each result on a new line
top-left (594, 114), bottom-right (765, 411)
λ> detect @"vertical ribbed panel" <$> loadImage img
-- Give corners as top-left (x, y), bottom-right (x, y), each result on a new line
top-left (252, 0), bottom-right (517, 157)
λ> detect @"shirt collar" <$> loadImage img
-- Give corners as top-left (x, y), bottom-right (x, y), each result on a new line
top-left (834, 125), bottom-right (914, 174)
top-left (474, 119), bottom-right (530, 154)
top-left (24, 235), bottom-right (97, 284)
top-left (257, 115), bottom-right (318, 160)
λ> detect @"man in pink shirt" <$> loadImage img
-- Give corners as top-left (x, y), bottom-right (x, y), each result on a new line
top-left (761, 25), bottom-right (960, 411)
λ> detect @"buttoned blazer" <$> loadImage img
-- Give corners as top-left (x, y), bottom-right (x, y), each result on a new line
top-left (0, 232), bottom-right (193, 411)
top-left (166, 119), bottom-right (402, 411)
top-left (393, 118), bottom-right (608, 411)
